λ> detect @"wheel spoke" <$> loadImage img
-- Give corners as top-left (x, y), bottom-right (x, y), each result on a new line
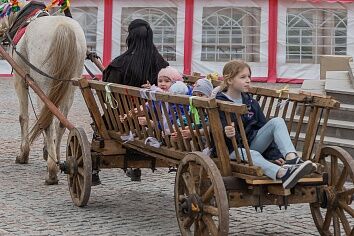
top-left (336, 208), bottom-right (351, 235)
top-left (182, 216), bottom-right (194, 229)
top-left (182, 171), bottom-right (196, 194)
top-left (331, 155), bottom-right (338, 186)
top-left (77, 175), bottom-right (83, 192)
top-left (69, 142), bottom-right (75, 156)
top-left (197, 165), bottom-right (205, 195)
top-left (338, 201), bottom-right (354, 218)
top-left (72, 178), bottom-right (78, 196)
top-left (203, 205), bottom-right (219, 216)
top-left (339, 188), bottom-right (354, 198)
top-left (76, 175), bottom-right (82, 197)
top-left (202, 215), bottom-right (218, 236)
top-left (202, 184), bottom-right (214, 203)
top-left (77, 167), bottom-right (84, 177)
top-left (335, 166), bottom-right (347, 190)
top-left (77, 155), bottom-right (83, 165)
top-left (322, 209), bottom-right (333, 232)
top-left (333, 214), bottom-right (340, 236)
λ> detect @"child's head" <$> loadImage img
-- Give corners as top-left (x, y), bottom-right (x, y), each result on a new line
top-left (222, 60), bottom-right (251, 93)
top-left (169, 81), bottom-right (189, 95)
top-left (192, 78), bottom-right (213, 97)
top-left (157, 66), bottom-right (183, 92)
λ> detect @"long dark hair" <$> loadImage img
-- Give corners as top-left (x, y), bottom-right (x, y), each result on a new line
top-left (121, 19), bottom-right (160, 86)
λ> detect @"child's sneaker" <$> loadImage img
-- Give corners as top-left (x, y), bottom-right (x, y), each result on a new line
top-left (284, 156), bottom-right (304, 165)
top-left (282, 160), bottom-right (314, 189)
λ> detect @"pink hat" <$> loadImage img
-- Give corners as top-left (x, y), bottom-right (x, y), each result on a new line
top-left (158, 66), bottom-right (183, 82)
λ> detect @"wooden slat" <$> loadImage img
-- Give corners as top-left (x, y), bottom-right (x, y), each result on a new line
top-left (208, 108), bottom-right (232, 176)
top-left (260, 96), bottom-right (267, 112)
top-left (126, 95), bottom-right (143, 140)
top-left (315, 109), bottom-right (330, 162)
top-left (217, 101), bottom-right (248, 114)
top-left (78, 78), bottom-right (110, 139)
top-left (146, 100), bottom-right (163, 142)
top-left (235, 114), bottom-right (253, 166)
top-left (266, 97), bottom-right (274, 119)
top-left (281, 99), bottom-right (290, 120)
top-left (293, 104), bottom-right (307, 148)
top-left (302, 106), bottom-right (319, 160)
top-left (100, 90), bottom-right (119, 131)
top-left (198, 108), bottom-right (211, 148)
top-left (120, 93), bottom-right (138, 136)
top-left (183, 106), bottom-right (203, 151)
top-left (287, 101), bottom-right (298, 133)
top-left (113, 92), bottom-right (130, 134)
top-left (176, 105), bottom-right (192, 151)
top-left (110, 93), bottom-right (124, 133)
top-left (155, 101), bottom-right (173, 149)
top-left (225, 112), bottom-right (241, 163)
top-left (274, 98), bottom-right (281, 117)
top-left (139, 98), bottom-right (154, 137)
top-left (168, 103), bottom-right (185, 151)
top-left (96, 90), bottom-right (113, 130)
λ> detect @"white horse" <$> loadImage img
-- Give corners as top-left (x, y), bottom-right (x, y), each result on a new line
top-left (1, 14), bottom-right (87, 184)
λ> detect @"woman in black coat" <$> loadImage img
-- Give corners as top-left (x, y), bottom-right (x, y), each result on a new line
top-left (103, 19), bottom-right (169, 87)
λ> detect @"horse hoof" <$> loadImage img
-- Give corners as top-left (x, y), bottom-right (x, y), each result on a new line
top-left (45, 176), bottom-right (59, 185)
top-left (15, 156), bottom-right (28, 164)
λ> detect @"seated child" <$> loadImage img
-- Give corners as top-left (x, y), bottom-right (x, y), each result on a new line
top-left (215, 60), bottom-right (314, 189)
top-left (171, 78), bottom-right (213, 141)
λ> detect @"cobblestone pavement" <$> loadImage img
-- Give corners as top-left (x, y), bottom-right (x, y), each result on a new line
top-left (0, 78), bottom-right (351, 235)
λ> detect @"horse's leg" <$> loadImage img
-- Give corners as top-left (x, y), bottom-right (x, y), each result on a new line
top-left (44, 123), bottom-right (59, 185)
top-left (14, 75), bottom-right (30, 164)
top-left (55, 93), bottom-right (74, 162)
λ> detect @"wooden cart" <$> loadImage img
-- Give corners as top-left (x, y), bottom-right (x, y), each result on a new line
top-left (64, 77), bottom-right (354, 236)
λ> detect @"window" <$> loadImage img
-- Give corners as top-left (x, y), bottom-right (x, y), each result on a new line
top-left (51, 7), bottom-right (98, 52)
top-left (121, 7), bottom-right (177, 61)
top-left (287, 8), bottom-right (347, 64)
top-left (201, 7), bottom-right (261, 62)
top-left (70, 7), bottom-right (98, 52)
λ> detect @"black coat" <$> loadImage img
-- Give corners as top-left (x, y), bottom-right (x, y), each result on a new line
top-left (215, 92), bottom-right (283, 161)
top-left (102, 52), bottom-right (169, 87)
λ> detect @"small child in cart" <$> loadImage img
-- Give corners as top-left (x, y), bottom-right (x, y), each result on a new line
top-left (214, 60), bottom-right (315, 189)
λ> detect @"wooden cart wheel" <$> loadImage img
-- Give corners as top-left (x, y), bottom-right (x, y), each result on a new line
top-left (175, 152), bottom-right (229, 236)
top-left (66, 127), bottom-right (92, 207)
top-left (310, 146), bottom-right (354, 236)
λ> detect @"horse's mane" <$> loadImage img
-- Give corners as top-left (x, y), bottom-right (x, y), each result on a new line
top-left (0, 12), bottom-right (18, 38)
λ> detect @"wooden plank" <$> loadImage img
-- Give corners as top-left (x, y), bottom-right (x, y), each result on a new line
top-left (249, 87), bottom-right (310, 102)
top-left (267, 185), bottom-right (291, 196)
top-left (236, 114), bottom-right (253, 166)
top-left (96, 89), bottom-right (114, 131)
top-left (91, 139), bottom-right (126, 155)
top-left (100, 90), bottom-right (119, 131)
top-left (182, 104), bottom-right (200, 151)
top-left (293, 104), bottom-right (307, 148)
top-left (225, 112), bottom-right (241, 163)
top-left (88, 81), bottom-right (217, 108)
top-left (228, 186), bottom-right (318, 207)
top-left (217, 101), bottom-right (248, 114)
top-left (207, 108), bottom-right (232, 176)
top-left (78, 78), bottom-right (110, 139)
top-left (302, 106), bottom-right (319, 160)
top-left (315, 109), bottom-right (330, 162)
top-left (287, 101), bottom-right (297, 133)
top-left (266, 97), bottom-right (274, 119)
top-left (198, 108), bottom-right (211, 148)
top-left (233, 172), bottom-right (323, 185)
top-left (99, 155), bottom-right (170, 169)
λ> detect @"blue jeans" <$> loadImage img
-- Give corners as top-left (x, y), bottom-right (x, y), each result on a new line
top-left (230, 117), bottom-right (296, 180)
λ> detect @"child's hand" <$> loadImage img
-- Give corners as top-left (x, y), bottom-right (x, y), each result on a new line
top-left (181, 127), bottom-right (192, 139)
top-left (225, 123), bottom-right (235, 138)
top-left (138, 117), bottom-right (148, 126)
top-left (274, 158), bottom-right (285, 165)
top-left (119, 114), bottom-right (128, 123)
top-left (141, 81), bottom-right (151, 89)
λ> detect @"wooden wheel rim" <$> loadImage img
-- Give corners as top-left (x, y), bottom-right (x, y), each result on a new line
top-left (310, 146), bottom-right (354, 236)
top-left (66, 127), bottom-right (92, 207)
top-left (175, 152), bottom-right (229, 236)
